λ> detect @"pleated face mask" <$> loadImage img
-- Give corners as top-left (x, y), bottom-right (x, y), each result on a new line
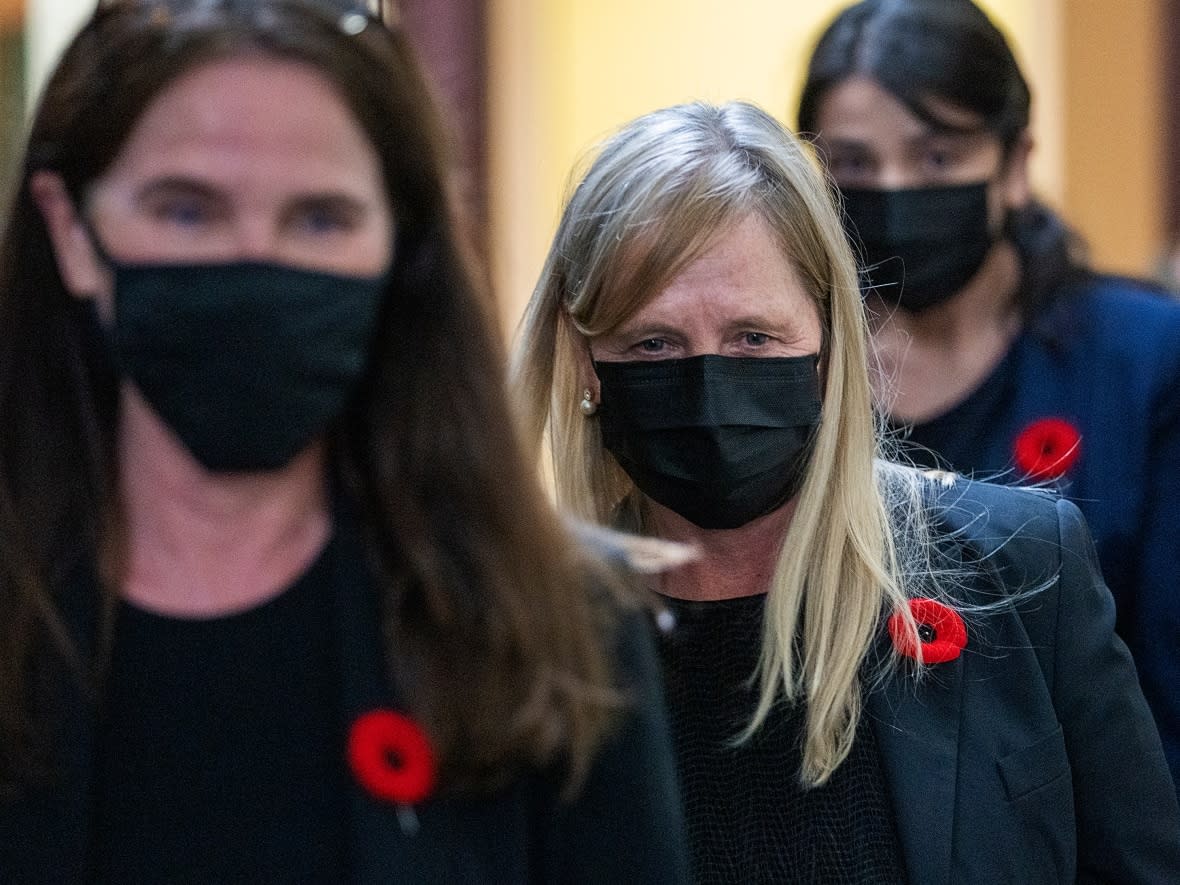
top-left (594, 353), bottom-right (822, 529)
top-left (840, 181), bottom-right (994, 312)
top-left (101, 259), bottom-right (387, 472)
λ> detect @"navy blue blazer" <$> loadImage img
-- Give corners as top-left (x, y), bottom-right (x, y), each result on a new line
top-left (897, 276), bottom-right (1180, 796)
top-left (0, 528), bottom-right (691, 883)
top-left (869, 476), bottom-right (1180, 884)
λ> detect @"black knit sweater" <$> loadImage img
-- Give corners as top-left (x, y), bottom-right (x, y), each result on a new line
top-left (657, 592), bottom-right (906, 885)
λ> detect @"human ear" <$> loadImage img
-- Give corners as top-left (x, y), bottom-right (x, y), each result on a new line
top-left (28, 171), bottom-right (111, 301)
top-left (1000, 131), bottom-right (1033, 211)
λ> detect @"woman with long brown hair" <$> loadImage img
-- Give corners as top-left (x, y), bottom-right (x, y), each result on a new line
top-left (0, 1), bottom-right (687, 880)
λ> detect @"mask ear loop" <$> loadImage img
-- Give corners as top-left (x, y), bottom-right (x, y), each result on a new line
top-left (68, 199), bottom-right (120, 272)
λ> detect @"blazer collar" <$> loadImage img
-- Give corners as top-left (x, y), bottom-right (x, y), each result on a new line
top-left (330, 522), bottom-right (441, 883)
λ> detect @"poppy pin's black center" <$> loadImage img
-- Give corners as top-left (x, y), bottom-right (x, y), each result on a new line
top-left (383, 750), bottom-right (405, 771)
top-left (917, 624), bottom-right (937, 643)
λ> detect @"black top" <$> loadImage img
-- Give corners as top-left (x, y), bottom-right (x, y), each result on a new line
top-left (92, 541), bottom-right (349, 883)
top-left (657, 592), bottom-right (906, 885)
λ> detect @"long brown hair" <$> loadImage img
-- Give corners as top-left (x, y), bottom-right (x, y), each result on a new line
top-left (0, 0), bottom-right (619, 793)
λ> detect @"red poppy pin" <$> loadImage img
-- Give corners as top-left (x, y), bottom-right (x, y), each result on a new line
top-left (348, 709), bottom-right (437, 808)
top-left (1013, 417), bottom-right (1081, 481)
top-left (888, 598), bottom-right (967, 664)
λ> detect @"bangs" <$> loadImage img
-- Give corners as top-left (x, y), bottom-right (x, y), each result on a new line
top-left (568, 149), bottom-right (764, 336)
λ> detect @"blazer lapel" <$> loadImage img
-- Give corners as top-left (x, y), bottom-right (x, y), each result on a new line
top-left (867, 639), bottom-right (964, 885)
top-left (330, 525), bottom-right (426, 883)
top-left (332, 516), bottom-right (536, 884)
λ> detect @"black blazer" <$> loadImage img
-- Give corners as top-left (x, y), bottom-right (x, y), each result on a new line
top-left (0, 527), bottom-right (691, 884)
top-left (869, 477), bottom-right (1180, 884)
top-left (896, 276), bottom-right (1180, 797)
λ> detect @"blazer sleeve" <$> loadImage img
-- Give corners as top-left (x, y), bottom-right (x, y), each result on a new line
top-left (538, 607), bottom-right (691, 884)
top-left (1048, 498), bottom-right (1180, 882)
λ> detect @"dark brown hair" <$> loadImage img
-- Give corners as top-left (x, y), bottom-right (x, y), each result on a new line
top-left (0, 0), bottom-right (620, 793)
top-left (797, 0), bottom-right (1089, 316)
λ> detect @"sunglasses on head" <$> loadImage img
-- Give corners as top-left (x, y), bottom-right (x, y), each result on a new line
top-left (94, 0), bottom-right (399, 27)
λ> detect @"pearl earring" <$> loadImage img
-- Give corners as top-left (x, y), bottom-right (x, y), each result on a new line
top-left (579, 389), bottom-right (597, 416)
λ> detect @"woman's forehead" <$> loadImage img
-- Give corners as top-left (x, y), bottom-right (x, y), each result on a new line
top-left (94, 55), bottom-right (385, 205)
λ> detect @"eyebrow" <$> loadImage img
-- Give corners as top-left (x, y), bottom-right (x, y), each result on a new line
top-left (609, 320), bottom-right (683, 340)
top-left (721, 312), bottom-right (805, 333)
top-left (135, 176), bottom-right (225, 205)
top-left (820, 128), bottom-right (981, 149)
top-left (909, 129), bottom-right (988, 146)
top-left (285, 192), bottom-right (371, 215)
top-left (134, 176), bottom-right (374, 213)
top-left (817, 136), bottom-right (872, 152)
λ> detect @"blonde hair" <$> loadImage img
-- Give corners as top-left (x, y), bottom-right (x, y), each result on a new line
top-left (512, 100), bottom-right (933, 786)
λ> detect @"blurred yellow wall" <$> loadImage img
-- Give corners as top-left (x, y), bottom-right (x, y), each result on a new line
top-left (1062, 0), bottom-right (1165, 275)
top-left (0, 0), bottom-right (20, 30)
top-left (25, 0), bottom-right (93, 106)
top-left (489, 0), bottom-right (1163, 333)
top-left (489, 0), bottom-right (889, 333)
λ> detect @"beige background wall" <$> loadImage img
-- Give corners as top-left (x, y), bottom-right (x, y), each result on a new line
top-left (24, 0), bottom-right (92, 105)
top-left (489, 0), bottom-right (1163, 333)
top-left (0, 0), bottom-right (20, 30)
top-left (1062, 0), bottom-right (1165, 275)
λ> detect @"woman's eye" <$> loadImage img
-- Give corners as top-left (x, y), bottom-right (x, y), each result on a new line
top-left (831, 156), bottom-right (864, 174)
top-left (829, 158), bottom-right (866, 182)
top-left (923, 146), bottom-right (962, 172)
top-left (743, 332), bottom-right (770, 347)
top-left (154, 198), bottom-right (212, 227)
top-left (637, 338), bottom-right (666, 353)
top-left (827, 151), bottom-right (874, 184)
top-left (297, 207), bottom-right (352, 234)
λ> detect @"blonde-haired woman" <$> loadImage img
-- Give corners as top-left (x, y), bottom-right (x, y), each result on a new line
top-left (513, 100), bottom-right (1180, 884)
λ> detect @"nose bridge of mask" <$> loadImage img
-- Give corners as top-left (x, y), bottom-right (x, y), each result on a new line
top-left (114, 261), bottom-right (385, 374)
top-left (667, 358), bottom-right (737, 426)
top-left (594, 354), bottom-right (821, 431)
top-left (844, 182), bottom-right (991, 245)
top-left (594, 355), bottom-right (823, 530)
top-left (638, 424), bottom-right (811, 483)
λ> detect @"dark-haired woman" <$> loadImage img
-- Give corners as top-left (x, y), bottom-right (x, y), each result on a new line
top-left (0, 1), bottom-right (688, 881)
top-left (800, 0), bottom-right (1180, 796)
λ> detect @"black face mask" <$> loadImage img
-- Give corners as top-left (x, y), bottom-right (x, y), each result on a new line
top-left (98, 260), bottom-right (387, 472)
top-left (594, 354), bottom-right (822, 530)
top-left (839, 181), bottom-right (994, 313)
